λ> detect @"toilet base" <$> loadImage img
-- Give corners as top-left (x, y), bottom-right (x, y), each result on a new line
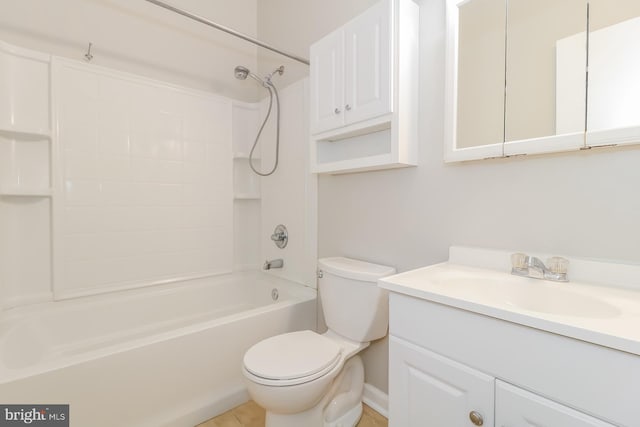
top-left (264, 355), bottom-right (365, 427)
top-left (325, 401), bottom-right (362, 427)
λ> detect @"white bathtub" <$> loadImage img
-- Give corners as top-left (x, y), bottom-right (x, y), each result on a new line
top-left (0, 272), bottom-right (316, 427)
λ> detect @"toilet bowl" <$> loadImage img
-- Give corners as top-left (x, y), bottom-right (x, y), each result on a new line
top-left (242, 257), bottom-right (395, 427)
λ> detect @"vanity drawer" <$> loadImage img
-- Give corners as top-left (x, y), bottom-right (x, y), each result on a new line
top-left (389, 293), bottom-right (639, 427)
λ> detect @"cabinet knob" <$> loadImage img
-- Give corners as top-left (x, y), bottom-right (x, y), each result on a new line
top-left (345, 104), bottom-right (352, 111)
top-left (469, 411), bottom-right (484, 426)
top-left (334, 107), bottom-right (341, 114)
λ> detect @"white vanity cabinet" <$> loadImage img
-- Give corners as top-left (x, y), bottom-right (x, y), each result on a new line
top-left (387, 293), bottom-right (629, 427)
top-left (495, 381), bottom-right (615, 427)
top-left (309, 0), bottom-right (418, 174)
top-left (389, 336), bottom-right (494, 427)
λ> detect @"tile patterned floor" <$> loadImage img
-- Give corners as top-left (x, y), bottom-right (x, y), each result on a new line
top-left (197, 400), bottom-right (388, 427)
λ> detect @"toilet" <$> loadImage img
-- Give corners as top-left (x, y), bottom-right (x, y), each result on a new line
top-left (242, 257), bottom-right (395, 427)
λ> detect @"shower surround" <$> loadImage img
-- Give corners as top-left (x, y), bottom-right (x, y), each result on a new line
top-left (0, 39), bottom-right (317, 426)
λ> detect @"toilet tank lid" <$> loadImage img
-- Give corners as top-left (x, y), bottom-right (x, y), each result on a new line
top-left (318, 257), bottom-right (396, 282)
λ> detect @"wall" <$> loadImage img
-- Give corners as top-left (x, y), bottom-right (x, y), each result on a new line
top-left (316, 0), bottom-right (640, 394)
top-left (259, 79), bottom-right (318, 288)
top-left (0, 0), bottom-right (260, 101)
top-left (55, 59), bottom-right (233, 299)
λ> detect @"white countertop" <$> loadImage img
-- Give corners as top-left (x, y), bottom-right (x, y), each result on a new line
top-left (379, 261), bottom-right (640, 356)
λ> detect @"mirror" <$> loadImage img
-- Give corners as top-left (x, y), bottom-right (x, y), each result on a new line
top-left (586, 0), bottom-right (640, 146)
top-left (455, 0), bottom-right (505, 150)
top-left (505, 0), bottom-right (587, 147)
top-left (446, 0), bottom-right (640, 162)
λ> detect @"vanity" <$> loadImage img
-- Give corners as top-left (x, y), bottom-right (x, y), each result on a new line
top-left (379, 247), bottom-right (640, 427)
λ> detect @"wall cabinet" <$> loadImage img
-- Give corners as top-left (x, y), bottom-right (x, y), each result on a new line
top-left (388, 293), bottom-right (627, 426)
top-left (310, 0), bottom-right (391, 135)
top-left (310, 0), bottom-right (418, 174)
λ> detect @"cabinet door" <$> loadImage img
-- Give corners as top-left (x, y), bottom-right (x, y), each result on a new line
top-left (496, 380), bottom-right (616, 427)
top-left (310, 29), bottom-right (344, 134)
top-left (389, 336), bottom-right (495, 427)
top-left (344, 0), bottom-right (392, 126)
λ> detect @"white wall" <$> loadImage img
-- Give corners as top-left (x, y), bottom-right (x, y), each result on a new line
top-left (0, 0), bottom-right (260, 101)
top-left (259, 79), bottom-right (318, 288)
top-left (55, 59), bottom-right (233, 299)
top-left (317, 0), bottom-right (640, 393)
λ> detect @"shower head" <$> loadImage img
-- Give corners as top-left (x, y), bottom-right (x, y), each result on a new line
top-left (234, 65), bottom-right (266, 86)
top-left (234, 65), bottom-right (250, 80)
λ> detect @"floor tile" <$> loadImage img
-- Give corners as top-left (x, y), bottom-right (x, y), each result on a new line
top-left (198, 401), bottom-right (387, 427)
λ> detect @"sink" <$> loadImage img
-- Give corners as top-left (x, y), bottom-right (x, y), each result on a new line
top-left (505, 286), bottom-right (621, 318)
top-left (391, 264), bottom-right (623, 319)
top-left (377, 247), bottom-right (640, 357)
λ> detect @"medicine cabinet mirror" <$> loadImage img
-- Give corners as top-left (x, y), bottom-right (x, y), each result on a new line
top-left (445, 0), bottom-right (640, 162)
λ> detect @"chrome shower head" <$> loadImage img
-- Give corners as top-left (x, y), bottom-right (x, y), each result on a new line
top-left (234, 65), bottom-right (266, 86)
top-left (234, 65), bottom-right (250, 80)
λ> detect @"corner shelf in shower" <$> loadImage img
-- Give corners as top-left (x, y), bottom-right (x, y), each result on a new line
top-left (234, 193), bottom-right (261, 200)
top-left (0, 188), bottom-right (52, 198)
top-left (0, 126), bottom-right (51, 140)
top-left (233, 155), bottom-right (261, 200)
top-left (232, 152), bottom-right (260, 160)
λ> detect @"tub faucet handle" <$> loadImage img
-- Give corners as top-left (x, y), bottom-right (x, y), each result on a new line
top-left (270, 224), bottom-right (288, 249)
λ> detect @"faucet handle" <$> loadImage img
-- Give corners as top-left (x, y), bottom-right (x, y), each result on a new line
top-left (547, 257), bottom-right (569, 275)
top-left (511, 253), bottom-right (528, 270)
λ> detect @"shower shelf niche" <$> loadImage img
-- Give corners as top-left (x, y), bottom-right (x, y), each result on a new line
top-left (233, 156), bottom-right (261, 200)
top-left (0, 40), bottom-right (53, 309)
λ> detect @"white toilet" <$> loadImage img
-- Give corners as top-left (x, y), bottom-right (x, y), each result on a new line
top-left (242, 257), bottom-right (395, 427)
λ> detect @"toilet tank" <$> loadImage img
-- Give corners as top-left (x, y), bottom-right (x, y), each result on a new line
top-left (318, 257), bottom-right (396, 343)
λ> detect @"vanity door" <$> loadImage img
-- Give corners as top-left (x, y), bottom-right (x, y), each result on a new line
top-left (389, 336), bottom-right (494, 427)
top-left (496, 380), bottom-right (616, 427)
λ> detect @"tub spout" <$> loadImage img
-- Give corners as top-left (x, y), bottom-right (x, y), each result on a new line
top-left (263, 259), bottom-right (283, 270)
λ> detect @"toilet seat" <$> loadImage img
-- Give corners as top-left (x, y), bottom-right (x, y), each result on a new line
top-left (243, 330), bottom-right (342, 387)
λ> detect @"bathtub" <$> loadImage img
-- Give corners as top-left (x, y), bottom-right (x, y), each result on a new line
top-left (0, 272), bottom-right (316, 427)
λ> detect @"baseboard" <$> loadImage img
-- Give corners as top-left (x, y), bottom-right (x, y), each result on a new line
top-left (362, 383), bottom-right (388, 419)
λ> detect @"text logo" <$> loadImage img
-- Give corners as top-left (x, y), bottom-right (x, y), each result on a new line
top-left (0, 405), bottom-right (68, 426)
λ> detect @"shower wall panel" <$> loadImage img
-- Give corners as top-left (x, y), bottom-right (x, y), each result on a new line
top-left (53, 59), bottom-right (233, 299)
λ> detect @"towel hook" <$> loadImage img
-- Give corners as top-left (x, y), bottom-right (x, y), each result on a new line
top-left (84, 42), bottom-right (94, 62)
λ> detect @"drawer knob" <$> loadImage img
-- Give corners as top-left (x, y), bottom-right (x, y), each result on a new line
top-left (469, 411), bottom-right (483, 426)
top-left (334, 107), bottom-right (341, 114)
top-left (345, 104), bottom-right (352, 111)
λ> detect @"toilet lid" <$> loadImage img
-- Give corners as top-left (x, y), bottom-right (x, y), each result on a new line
top-left (243, 330), bottom-right (341, 380)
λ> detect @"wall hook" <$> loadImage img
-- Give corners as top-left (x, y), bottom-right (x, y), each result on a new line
top-left (84, 43), bottom-right (94, 62)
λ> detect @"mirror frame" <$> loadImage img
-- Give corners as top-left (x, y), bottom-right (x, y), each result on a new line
top-left (445, 0), bottom-right (640, 163)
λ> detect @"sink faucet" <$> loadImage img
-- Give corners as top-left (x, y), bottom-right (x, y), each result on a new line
top-left (263, 259), bottom-right (284, 270)
top-left (511, 253), bottom-right (569, 282)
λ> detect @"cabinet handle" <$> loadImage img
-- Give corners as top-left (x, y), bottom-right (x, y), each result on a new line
top-left (334, 108), bottom-right (341, 114)
top-left (469, 411), bottom-right (483, 426)
top-left (345, 104), bottom-right (352, 111)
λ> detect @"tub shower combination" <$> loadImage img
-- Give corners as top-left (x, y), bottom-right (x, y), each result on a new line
top-left (0, 16), bottom-right (315, 426)
top-left (0, 273), bottom-right (315, 427)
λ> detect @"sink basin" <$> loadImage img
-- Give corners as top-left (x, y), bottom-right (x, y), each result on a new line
top-left (377, 247), bottom-right (640, 357)
top-left (392, 265), bottom-right (623, 319)
top-left (505, 286), bottom-right (621, 318)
